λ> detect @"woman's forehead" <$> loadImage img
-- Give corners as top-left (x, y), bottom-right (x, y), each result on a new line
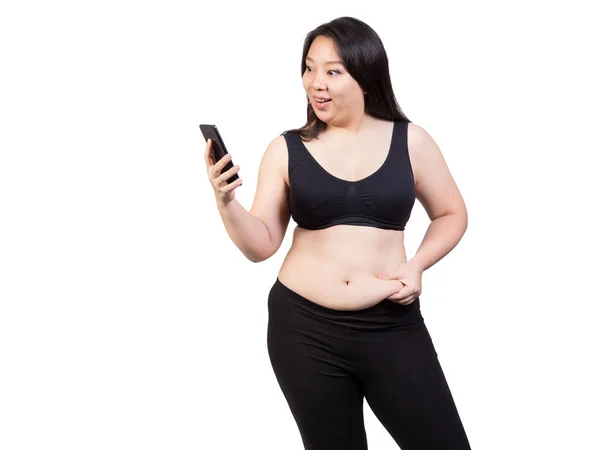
top-left (306, 36), bottom-right (341, 62)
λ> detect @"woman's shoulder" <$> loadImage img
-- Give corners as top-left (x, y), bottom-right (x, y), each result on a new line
top-left (263, 133), bottom-right (288, 156)
top-left (405, 121), bottom-right (449, 185)
top-left (261, 131), bottom-right (292, 163)
top-left (278, 126), bottom-right (303, 142)
top-left (261, 123), bottom-right (307, 158)
top-left (406, 121), bottom-right (437, 154)
top-left (256, 133), bottom-right (290, 185)
top-left (406, 120), bottom-right (424, 134)
top-left (262, 123), bottom-right (301, 148)
top-left (273, 125), bottom-right (306, 149)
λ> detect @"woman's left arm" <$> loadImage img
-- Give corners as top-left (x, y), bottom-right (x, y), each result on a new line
top-left (379, 123), bottom-right (468, 304)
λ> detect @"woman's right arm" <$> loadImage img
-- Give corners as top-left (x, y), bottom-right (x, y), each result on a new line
top-left (204, 135), bottom-right (290, 263)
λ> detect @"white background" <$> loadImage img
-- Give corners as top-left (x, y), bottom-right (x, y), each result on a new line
top-left (1, 0), bottom-right (599, 449)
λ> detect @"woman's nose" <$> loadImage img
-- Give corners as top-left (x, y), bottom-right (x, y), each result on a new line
top-left (312, 74), bottom-right (326, 90)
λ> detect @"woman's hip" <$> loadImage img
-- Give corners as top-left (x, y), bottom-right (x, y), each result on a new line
top-left (267, 277), bottom-right (423, 336)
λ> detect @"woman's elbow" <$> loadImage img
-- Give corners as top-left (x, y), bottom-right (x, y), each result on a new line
top-left (244, 245), bottom-right (276, 263)
top-left (246, 253), bottom-right (268, 263)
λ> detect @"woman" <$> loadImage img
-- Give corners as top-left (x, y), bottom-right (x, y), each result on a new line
top-left (204, 16), bottom-right (471, 450)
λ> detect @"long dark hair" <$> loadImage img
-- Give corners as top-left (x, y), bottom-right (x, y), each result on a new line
top-left (296, 17), bottom-right (411, 141)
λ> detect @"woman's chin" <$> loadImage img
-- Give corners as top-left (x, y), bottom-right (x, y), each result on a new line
top-left (314, 110), bottom-right (333, 123)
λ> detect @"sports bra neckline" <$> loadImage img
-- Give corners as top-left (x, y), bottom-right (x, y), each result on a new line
top-left (294, 121), bottom-right (397, 184)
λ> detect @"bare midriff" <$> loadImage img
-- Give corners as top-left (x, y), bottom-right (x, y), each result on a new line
top-left (277, 225), bottom-right (408, 310)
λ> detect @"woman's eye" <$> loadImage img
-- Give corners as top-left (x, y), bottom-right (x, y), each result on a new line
top-left (304, 67), bottom-right (340, 75)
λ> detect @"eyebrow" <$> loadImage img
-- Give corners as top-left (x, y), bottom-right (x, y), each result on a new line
top-left (305, 56), bottom-right (344, 65)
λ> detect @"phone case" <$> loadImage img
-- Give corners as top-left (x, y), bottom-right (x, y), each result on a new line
top-left (199, 124), bottom-right (239, 184)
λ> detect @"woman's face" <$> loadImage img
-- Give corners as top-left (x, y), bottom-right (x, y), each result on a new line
top-left (302, 35), bottom-right (365, 126)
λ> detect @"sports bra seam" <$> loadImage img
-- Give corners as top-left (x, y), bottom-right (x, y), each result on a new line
top-left (308, 214), bottom-right (405, 225)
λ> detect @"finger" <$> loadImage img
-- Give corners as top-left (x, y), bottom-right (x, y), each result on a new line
top-left (214, 153), bottom-right (232, 172)
top-left (396, 296), bottom-right (416, 306)
top-left (390, 293), bottom-right (413, 304)
top-left (219, 177), bottom-right (243, 193)
top-left (395, 289), bottom-right (421, 304)
top-left (378, 272), bottom-right (402, 281)
top-left (216, 164), bottom-right (240, 184)
top-left (387, 284), bottom-right (411, 301)
top-left (210, 155), bottom-right (230, 179)
top-left (204, 139), bottom-right (214, 167)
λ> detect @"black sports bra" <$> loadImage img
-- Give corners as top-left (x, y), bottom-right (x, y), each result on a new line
top-left (283, 121), bottom-right (416, 231)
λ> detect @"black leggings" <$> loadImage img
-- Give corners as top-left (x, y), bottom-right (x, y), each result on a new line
top-left (267, 278), bottom-right (471, 450)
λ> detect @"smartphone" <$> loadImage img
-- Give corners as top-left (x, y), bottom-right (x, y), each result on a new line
top-left (199, 124), bottom-right (240, 184)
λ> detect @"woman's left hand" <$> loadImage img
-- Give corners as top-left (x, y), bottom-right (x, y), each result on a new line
top-left (377, 261), bottom-right (423, 305)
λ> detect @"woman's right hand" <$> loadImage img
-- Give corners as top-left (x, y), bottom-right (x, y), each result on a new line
top-left (204, 138), bottom-right (243, 207)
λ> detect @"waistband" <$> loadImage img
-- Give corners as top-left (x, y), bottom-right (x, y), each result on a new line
top-left (271, 277), bottom-right (423, 326)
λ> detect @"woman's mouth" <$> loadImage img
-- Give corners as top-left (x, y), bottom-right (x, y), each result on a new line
top-left (314, 98), bottom-right (331, 109)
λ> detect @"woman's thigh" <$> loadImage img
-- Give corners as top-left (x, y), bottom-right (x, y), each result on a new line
top-left (360, 322), bottom-right (471, 450)
top-left (267, 279), bottom-right (368, 450)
